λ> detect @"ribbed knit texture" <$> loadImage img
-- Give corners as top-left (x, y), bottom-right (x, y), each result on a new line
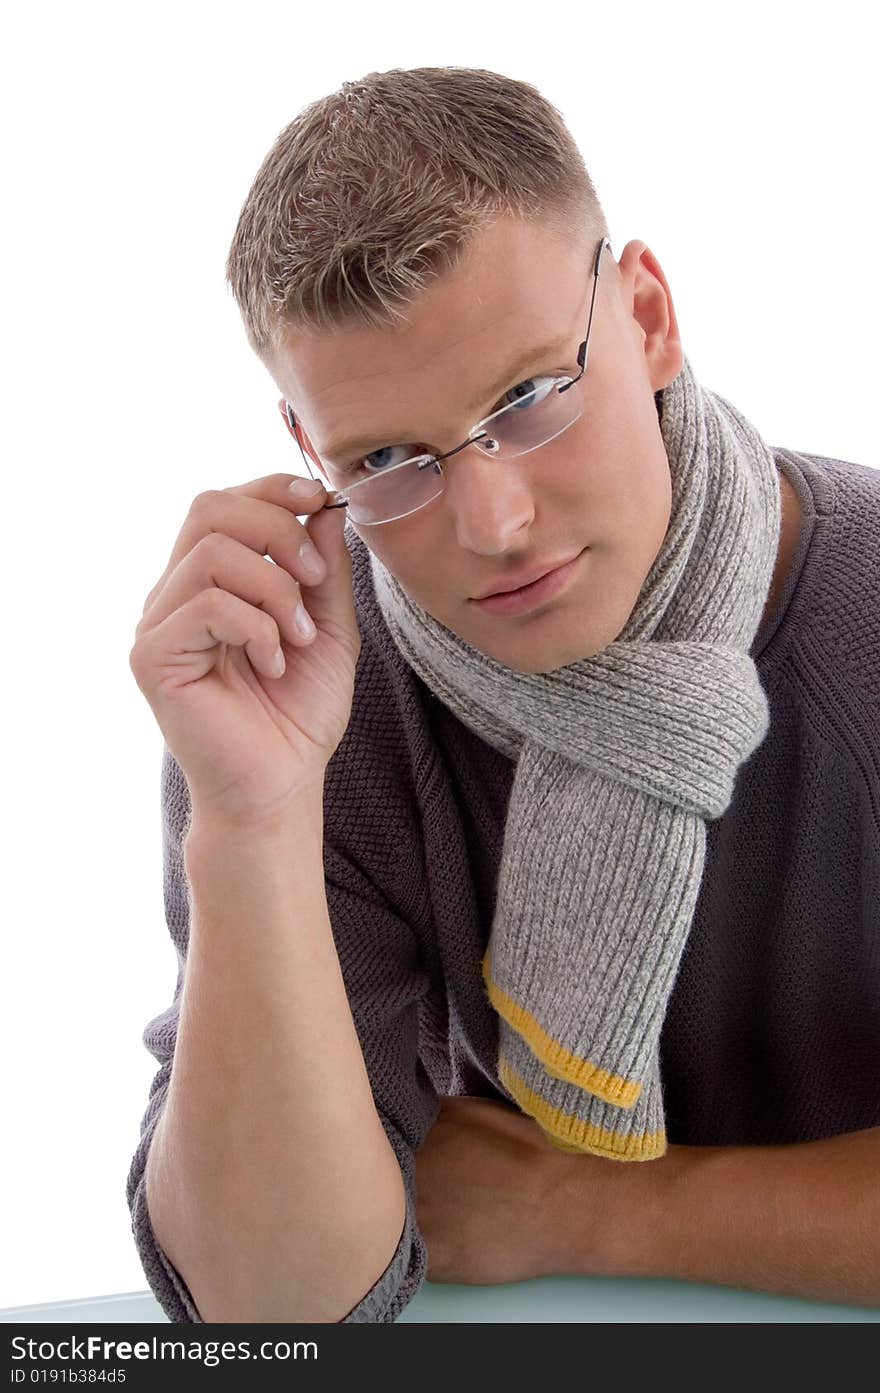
top-left (367, 354), bottom-right (780, 1160)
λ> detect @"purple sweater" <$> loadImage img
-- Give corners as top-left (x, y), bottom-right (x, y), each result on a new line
top-left (127, 444), bottom-right (880, 1323)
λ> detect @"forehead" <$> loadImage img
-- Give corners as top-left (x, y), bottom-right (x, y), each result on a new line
top-left (270, 216), bottom-right (593, 433)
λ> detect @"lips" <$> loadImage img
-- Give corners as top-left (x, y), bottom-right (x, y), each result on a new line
top-left (472, 554), bottom-right (579, 600)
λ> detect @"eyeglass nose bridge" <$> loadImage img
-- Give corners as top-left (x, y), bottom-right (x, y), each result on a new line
top-left (434, 428), bottom-right (500, 466)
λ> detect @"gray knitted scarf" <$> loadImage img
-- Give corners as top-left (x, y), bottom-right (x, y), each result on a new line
top-left (365, 353), bottom-right (780, 1162)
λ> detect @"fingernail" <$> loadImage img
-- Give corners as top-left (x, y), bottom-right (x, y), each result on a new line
top-left (294, 602), bottom-right (316, 638)
top-left (299, 539), bottom-right (326, 577)
top-left (289, 477), bottom-right (324, 495)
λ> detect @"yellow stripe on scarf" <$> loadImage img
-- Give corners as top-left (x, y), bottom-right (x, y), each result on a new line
top-left (483, 949), bottom-right (642, 1107)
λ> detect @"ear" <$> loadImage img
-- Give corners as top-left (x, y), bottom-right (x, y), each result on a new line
top-left (277, 397), bottom-right (301, 438)
top-left (276, 398), bottom-right (329, 480)
top-left (616, 241), bottom-right (683, 393)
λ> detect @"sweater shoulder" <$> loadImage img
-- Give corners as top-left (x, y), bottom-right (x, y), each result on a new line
top-left (767, 445), bottom-right (880, 709)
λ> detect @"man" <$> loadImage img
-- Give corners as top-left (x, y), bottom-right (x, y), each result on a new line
top-left (128, 66), bottom-right (879, 1321)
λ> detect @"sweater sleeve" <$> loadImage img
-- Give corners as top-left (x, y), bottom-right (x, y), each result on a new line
top-left (125, 743), bottom-right (442, 1324)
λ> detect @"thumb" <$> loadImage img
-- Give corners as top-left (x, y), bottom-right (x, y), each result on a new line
top-left (300, 495), bottom-right (359, 632)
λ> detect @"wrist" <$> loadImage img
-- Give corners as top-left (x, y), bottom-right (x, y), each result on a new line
top-left (547, 1141), bottom-right (696, 1280)
top-left (185, 787), bottom-right (325, 869)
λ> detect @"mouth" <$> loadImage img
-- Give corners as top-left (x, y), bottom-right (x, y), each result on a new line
top-left (471, 552), bottom-right (583, 601)
top-left (470, 549), bottom-right (586, 617)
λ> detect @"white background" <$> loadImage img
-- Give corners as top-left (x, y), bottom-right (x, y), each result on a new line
top-left (2, 0), bottom-right (877, 1309)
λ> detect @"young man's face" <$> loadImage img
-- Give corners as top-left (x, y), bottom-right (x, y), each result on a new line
top-left (270, 215), bottom-right (684, 674)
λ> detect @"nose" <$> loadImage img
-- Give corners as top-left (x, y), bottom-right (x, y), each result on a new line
top-left (442, 438), bottom-right (535, 553)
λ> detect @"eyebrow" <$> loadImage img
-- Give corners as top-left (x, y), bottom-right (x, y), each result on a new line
top-left (318, 336), bottom-right (573, 466)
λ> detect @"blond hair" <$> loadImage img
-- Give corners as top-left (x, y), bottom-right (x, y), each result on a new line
top-left (225, 66), bottom-right (610, 362)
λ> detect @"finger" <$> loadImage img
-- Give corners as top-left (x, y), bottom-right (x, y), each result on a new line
top-left (131, 586), bottom-right (290, 689)
top-left (137, 531), bottom-right (318, 650)
top-left (140, 482), bottom-right (329, 631)
top-left (141, 474), bottom-right (331, 618)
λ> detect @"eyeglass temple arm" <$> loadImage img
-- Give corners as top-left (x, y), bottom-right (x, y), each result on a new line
top-left (285, 403), bottom-right (350, 509)
top-left (567, 236), bottom-right (610, 384)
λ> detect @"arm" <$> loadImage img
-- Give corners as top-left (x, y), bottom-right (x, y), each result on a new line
top-left (554, 1126), bottom-right (880, 1309)
top-left (127, 746), bottom-right (440, 1324)
top-left (411, 1098), bottom-right (880, 1309)
top-left (143, 785), bottom-right (407, 1324)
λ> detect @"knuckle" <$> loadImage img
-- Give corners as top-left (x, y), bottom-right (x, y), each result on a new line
top-left (191, 488), bottom-right (220, 514)
top-left (203, 584), bottom-right (230, 615)
top-left (197, 530), bottom-right (230, 563)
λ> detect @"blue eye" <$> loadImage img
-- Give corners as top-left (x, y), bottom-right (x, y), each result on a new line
top-left (360, 443), bottom-right (418, 474)
top-left (500, 376), bottom-right (556, 411)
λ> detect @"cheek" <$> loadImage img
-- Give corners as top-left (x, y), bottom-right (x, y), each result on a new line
top-left (644, 455), bottom-right (673, 555)
top-left (599, 441), bottom-right (672, 554)
top-left (564, 451), bottom-right (671, 637)
top-left (357, 530), bottom-right (440, 607)
top-left (600, 466), bottom-right (672, 610)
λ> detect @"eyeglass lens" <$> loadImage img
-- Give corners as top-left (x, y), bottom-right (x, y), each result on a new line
top-left (333, 377), bottom-right (584, 526)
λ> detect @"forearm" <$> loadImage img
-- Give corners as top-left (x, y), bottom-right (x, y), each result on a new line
top-left (564, 1126), bottom-right (880, 1309)
top-left (146, 791), bottom-right (406, 1323)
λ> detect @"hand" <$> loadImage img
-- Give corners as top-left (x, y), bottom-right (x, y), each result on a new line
top-left (129, 473), bottom-right (361, 829)
top-left (413, 1095), bottom-right (581, 1286)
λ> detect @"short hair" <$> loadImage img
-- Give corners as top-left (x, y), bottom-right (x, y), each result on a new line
top-left (224, 66), bottom-right (611, 363)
